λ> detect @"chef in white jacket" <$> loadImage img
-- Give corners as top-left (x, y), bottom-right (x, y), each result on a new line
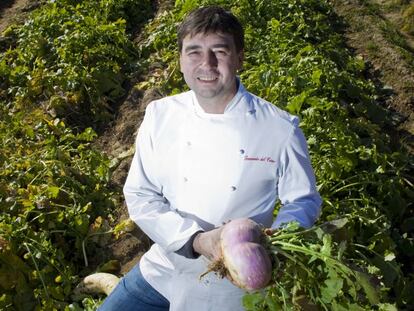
top-left (99, 5), bottom-right (321, 311)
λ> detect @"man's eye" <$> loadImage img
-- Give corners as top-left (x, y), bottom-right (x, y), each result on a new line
top-left (215, 50), bottom-right (227, 55)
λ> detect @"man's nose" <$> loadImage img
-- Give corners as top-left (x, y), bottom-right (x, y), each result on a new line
top-left (201, 50), bottom-right (218, 68)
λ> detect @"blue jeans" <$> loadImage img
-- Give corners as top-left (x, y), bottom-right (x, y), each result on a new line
top-left (98, 263), bottom-right (170, 311)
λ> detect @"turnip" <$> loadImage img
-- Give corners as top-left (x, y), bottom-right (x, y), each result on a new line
top-left (203, 218), bottom-right (380, 310)
top-left (202, 218), bottom-right (273, 291)
top-left (220, 218), bottom-right (263, 246)
top-left (222, 241), bottom-right (272, 291)
top-left (72, 272), bottom-right (120, 300)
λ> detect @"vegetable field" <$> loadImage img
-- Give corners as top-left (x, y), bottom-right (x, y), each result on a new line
top-left (1, 0), bottom-right (413, 310)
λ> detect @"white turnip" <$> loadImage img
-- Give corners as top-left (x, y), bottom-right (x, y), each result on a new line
top-left (72, 272), bottom-right (120, 299)
top-left (206, 218), bottom-right (273, 291)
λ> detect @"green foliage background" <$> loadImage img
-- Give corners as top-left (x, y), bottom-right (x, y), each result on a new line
top-left (0, 0), bottom-right (413, 309)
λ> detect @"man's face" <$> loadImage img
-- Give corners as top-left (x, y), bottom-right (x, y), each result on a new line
top-left (179, 32), bottom-right (243, 110)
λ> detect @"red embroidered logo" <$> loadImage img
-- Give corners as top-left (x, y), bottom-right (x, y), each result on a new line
top-left (244, 156), bottom-right (275, 163)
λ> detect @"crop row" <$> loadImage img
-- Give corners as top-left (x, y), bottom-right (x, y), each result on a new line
top-left (0, 0), bottom-right (152, 309)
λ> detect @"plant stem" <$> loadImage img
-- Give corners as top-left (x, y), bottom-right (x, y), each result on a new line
top-left (24, 242), bottom-right (50, 300)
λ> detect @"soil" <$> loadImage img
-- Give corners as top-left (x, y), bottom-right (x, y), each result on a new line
top-left (331, 0), bottom-right (414, 151)
top-left (0, 0), bottom-right (42, 33)
top-left (1, 0), bottom-right (413, 276)
top-left (92, 85), bottom-right (164, 274)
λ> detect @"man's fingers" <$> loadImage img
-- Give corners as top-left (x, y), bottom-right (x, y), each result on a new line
top-left (193, 226), bottom-right (224, 261)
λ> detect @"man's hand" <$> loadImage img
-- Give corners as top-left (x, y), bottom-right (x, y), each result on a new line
top-left (193, 226), bottom-right (224, 261)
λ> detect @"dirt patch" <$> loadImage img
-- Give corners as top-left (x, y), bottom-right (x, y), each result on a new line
top-left (0, 0), bottom-right (42, 34)
top-left (94, 0), bottom-right (171, 190)
top-left (373, 0), bottom-right (414, 37)
top-left (331, 0), bottom-right (414, 152)
top-left (95, 85), bottom-right (164, 187)
top-left (0, 0), bottom-right (15, 12)
top-left (92, 88), bottom-right (165, 275)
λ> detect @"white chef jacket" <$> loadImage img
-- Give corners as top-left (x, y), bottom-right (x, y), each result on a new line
top-left (123, 81), bottom-right (322, 311)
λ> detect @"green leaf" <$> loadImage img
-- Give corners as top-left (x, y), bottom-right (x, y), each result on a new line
top-left (287, 91), bottom-right (308, 114)
top-left (321, 218), bottom-right (349, 232)
top-left (97, 260), bottom-right (120, 273)
top-left (311, 69), bottom-right (322, 85)
top-left (321, 274), bottom-right (343, 303)
top-left (378, 303), bottom-right (398, 311)
top-left (47, 186), bottom-right (60, 199)
top-left (384, 251), bottom-right (395, 262)
top-left (113, 218), bottom-right (136, 238)
top-left (320, 234), bottom-right (332, 256)
top-left (0, 268), bottom-right (22, 290)
top-left (242, 293), bottom-right (263, 311)
top-left (355, 271), bottom-right (379, 305)
top-left (265, 294), bottom-right (282, 309)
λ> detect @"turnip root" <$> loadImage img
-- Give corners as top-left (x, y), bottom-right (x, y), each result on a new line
top-left (202, 218), bottom-right (272, 291)
top-left (220, 218), bottom-right (263, 247)
top-left (72, 272), bottom-right (120, 299)
top-left (222, 241), bottom-right (272, 291)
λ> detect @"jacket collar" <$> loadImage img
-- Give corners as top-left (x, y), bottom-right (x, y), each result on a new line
top-left (190, 78), bottom-right (252, 118)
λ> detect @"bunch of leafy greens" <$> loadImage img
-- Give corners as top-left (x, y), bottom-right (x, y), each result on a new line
top-left (245, 220), bottom-right (392, 310)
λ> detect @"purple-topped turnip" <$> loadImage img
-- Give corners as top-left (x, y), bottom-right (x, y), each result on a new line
top-left (203, 218), bottom-right (273, 291)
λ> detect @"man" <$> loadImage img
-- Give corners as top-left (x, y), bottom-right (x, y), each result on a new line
top-left (99, 6), bottom-right (321, 311)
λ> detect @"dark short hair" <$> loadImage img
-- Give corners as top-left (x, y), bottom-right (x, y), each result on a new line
top-left (177, 6), bottom-right (244, 53)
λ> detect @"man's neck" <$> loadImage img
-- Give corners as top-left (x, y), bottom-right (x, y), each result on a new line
top-left (196, 80), bottom-right (239, 114)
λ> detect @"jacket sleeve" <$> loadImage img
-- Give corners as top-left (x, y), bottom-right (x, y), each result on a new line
top-left (123, 103), bottom-right (204, 253)
top-left (272, 122), bottom-right (322, 229)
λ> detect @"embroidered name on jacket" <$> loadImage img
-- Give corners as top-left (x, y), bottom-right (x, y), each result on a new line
top-left (244, 156), bottom-right (276, 163)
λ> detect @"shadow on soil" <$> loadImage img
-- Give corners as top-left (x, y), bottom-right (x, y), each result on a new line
top-left (330, 8), bottom-right (414, 154)
top-left (0, 0), bottom-right (15, 13)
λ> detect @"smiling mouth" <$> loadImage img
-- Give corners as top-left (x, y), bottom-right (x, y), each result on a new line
top-left (197, 76), bottom-right (218, 82)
